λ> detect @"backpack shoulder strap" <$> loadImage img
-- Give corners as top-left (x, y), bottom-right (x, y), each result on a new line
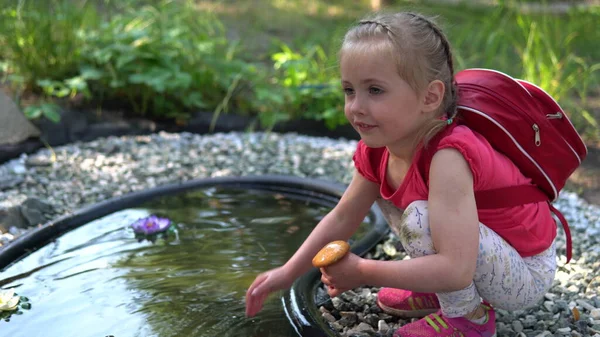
top-left (418, 126), bottom-right (572, 262)
top-left (474, 185), bottom-right (547, 209)
top-left (417, 124), bottom-right (549, 207)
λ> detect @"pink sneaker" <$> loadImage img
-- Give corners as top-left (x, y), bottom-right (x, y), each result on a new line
top-left (377, 288), bottom-right (440, 318)
top-left (393, 304), bottom-right (497, 337)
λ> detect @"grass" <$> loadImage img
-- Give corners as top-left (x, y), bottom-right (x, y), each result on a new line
top-left (193, 0), bottom-right (364, 61)
top-left (200, 0), bottom-right (599, 71)
top-left (0, 0), bottom-right (101, 89)
top-left (200, 0), bottom-right (600, 140)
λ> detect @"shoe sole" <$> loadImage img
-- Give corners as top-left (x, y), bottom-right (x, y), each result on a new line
top-left (377, 299), bottom-right (439, 318)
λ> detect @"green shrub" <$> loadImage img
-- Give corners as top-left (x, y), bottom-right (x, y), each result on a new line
top-left (262, 43), bottom-right (346, 130)
top-left (77, 1), bottom-right (257, 120)
top-left (0, 0), bottom-right (261, 123)
top-left (0, 0), bottom-right (597, 139)
top-left (0, 0), bottom-right (100, 90)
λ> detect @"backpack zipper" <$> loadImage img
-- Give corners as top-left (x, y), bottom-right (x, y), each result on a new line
top-left (532, 124), bottom-right (541, 146)
top-left (462, 83), bottom-right (542, 147)
top-left (458, 105), bottom-right (558, 199)
top-left (546, 112), bottom-right (563, 119)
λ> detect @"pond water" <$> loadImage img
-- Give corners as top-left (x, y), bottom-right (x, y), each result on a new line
top-left (0, 186), bottom-right (370, 337)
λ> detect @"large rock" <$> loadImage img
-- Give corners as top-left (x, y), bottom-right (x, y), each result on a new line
top-left (0, 197), bottom-right (55, 233)
top-left (0, 91), bottom-right (40, 145)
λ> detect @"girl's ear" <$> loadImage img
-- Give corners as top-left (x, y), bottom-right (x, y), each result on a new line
top-left (422, 80), bottom-right (445, 113)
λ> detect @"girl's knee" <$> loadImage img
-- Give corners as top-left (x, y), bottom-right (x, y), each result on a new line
top-left (397, 200), bottom-right (434, 257)
top-left (400, 200), bottom-right (430, 234)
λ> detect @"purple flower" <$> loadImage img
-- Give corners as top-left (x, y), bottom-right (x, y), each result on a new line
top-left (130, 215), bottom-right (171, 235)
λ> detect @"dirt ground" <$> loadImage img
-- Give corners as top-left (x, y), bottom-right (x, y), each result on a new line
top-left (567, 144), bottom-right (600, 207)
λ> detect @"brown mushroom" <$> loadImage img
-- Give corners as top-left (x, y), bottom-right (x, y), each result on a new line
top-left (312, 240), bottom-right (350, 268)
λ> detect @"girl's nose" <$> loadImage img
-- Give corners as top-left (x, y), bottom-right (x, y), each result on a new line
top-left (349, 96), bottom-right (366, 116)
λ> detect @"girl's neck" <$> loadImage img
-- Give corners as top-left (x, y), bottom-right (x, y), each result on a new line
top-left (386, 142), bottom-right (417, 165)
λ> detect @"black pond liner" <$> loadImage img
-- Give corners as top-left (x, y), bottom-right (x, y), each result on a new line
top-left (0, 175), bottom-right (389, 336)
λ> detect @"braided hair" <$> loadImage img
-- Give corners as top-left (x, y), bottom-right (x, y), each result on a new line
top-left (346, 12), bottom-right (458, 120)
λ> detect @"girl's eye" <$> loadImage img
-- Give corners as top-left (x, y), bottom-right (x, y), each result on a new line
top-left (369, 87), bottom-right (383, 95)
top-left (343, 88), bottom-right (355, 96)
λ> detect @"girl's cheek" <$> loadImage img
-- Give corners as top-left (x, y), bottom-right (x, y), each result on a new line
top-left (343, 105), bottom-right (352, 119)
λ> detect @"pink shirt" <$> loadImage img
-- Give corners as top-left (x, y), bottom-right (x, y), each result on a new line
top-left (353, 125), bottom-right (556, 257)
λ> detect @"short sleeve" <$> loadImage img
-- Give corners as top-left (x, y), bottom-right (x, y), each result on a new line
top-left (436, 126), bottom-right (485, 188)
top-left (352, 140), bottom-right (381, 183)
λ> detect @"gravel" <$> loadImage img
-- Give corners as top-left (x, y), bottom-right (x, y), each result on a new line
top-left (1, 131), bottom-right (599, 337)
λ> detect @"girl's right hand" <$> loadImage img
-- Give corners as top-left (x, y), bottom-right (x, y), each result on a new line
top-left (245, 266), bottom-right (293, 317)
top-left (245, 172), bottom-right (379, 317)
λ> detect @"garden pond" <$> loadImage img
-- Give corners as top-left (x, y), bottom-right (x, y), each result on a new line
top-left (0, 183), bottom-right (375, 337)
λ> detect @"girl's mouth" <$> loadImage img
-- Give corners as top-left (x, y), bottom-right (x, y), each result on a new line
top-left (355, 122), bottom-right (376, 132)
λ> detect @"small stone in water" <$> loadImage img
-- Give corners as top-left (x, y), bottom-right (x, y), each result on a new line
top-left (286, 225), bottom-right (299, 234)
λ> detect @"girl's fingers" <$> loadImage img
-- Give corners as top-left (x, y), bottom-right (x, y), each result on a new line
top-left (246, 274), bottom-right (267, 301)
top-left (327, 286), bottom-right (338, 298)
top-left (321, 274), bottom-right (333, 286)
top-left (327, 286), bottom-right (347, 298)
top-left (320, 268), bottom-right (335, 286)
top-left (245, 274), bottom-right (269, 317)
top-left (246, 292), bottom-right (268, 317)
top-left (321, 270), bottom-right (338, 297)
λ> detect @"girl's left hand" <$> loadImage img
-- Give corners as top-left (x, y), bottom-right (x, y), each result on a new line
top-left (320, 252), bottom-right (364, 298)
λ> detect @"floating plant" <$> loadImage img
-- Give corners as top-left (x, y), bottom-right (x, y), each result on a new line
top-left (130, 215), bottom-right (178, 243)
top-left (0, 289), bottom-right (31, 322)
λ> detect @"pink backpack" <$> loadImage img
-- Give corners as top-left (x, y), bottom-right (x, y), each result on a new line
top-left (423, 68), bottom-right (588, 263)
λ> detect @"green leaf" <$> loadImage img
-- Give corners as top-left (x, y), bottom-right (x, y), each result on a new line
top-left (65, 77), bottom-right (88, 91)
top-left (109, 79), bottom-right (125, 88)
top-left (128, 73), bottom-right (149, 84)
top-left (36, 79), bottom-right (55, 88)
top-left (116, 53), bottom-right (137, 69)
top-left (79, 66), bottom-right (103, 80)
top-left (182, 92), bottom-right (205, 108)
top-left (54, 86), bottom-right (71, 98)
top-left (42, 104), bottom-right (61, 123)
top-left (6, 74), bottom-right (25, 86)
top-left (173, 72), bottom-right (192, 89)
top-left (23, 106), bottom-right (42, 119)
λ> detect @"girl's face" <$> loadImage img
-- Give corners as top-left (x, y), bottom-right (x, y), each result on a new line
top-left (341, 49), bottom-right (429, 150)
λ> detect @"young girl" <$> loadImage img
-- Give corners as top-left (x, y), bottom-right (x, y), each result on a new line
top-left (246, 12), bottom-right (557, 337)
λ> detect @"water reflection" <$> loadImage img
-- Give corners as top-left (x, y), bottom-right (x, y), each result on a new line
top-left (0, 187), bottom-right (369, 336)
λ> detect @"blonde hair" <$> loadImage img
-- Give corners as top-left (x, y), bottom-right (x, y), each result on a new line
top-left (340, 12), bottom-right (458, 146)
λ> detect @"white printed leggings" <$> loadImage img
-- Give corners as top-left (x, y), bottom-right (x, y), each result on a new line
top-left (380, 200), bottom-right (557, 317)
